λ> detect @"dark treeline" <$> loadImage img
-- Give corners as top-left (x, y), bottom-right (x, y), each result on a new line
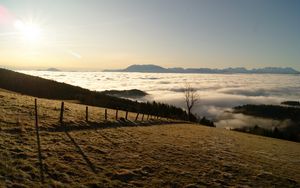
top-left (234, 124), bottom-right (300, 142)
top-left (199, 117), bottom-right (215, 127)
top-left (233, 104), bottom-right (300, 142)
top-left (0, 68), bottom-right (189, 120)
top-left (281, 101), bottom-right (300, 107)
top-left (234, 104), bottom-right (300, 122)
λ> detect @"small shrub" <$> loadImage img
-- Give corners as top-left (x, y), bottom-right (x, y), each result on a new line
top-left (199, 117), bottom-right (215, 127)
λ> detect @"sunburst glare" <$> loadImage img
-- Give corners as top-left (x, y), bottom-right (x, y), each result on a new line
top-left (14, 19), bottom-right (42, 43)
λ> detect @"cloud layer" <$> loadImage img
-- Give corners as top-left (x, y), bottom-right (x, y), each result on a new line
top-left (20, 71), bottom-right (300, 128)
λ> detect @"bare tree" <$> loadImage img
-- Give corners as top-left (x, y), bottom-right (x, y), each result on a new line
top-left (183, 82), bottom-right (199, 121)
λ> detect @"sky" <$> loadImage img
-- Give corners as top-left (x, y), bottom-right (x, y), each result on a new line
top-left (0, 0), bottom-right (299, 71)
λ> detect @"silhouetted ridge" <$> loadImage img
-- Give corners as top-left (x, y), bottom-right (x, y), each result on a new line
top-left (0, 68), bottom-right (189, 120)
top-left (104, 64), bottom-right (300, 74)
top-left (281, 101), bottom-right (300, 107)
top-left (102, 89), bottom-right (148, 98)
top-left (234, 104), bottom-right (300, 121)
top-left (125, 64), bottom-right (166, 73)
top-left (233, 104), bottom-right (300, 142)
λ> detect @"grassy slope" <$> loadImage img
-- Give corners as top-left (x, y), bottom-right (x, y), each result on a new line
top-left (0, 90), bottom-right (299, 187)
top-left (0, 69), bottom-right (187, 120)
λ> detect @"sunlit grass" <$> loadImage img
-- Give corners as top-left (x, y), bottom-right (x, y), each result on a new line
top-left (0, 90), bottom-right (299, 187)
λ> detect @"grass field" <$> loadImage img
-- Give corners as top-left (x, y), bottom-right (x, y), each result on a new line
top-left (0, 90), bottom-right (299, 187)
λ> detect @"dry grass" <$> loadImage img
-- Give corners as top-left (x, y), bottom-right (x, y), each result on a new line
top-left (0, 90), bottom-right (299, 187)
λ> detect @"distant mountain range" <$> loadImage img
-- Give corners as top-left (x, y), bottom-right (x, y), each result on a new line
top-left (37, 68), bottom-right (61, 71)
top-left (104, 64), bottom-right (300, 74)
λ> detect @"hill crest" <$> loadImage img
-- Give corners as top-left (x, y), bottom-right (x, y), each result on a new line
top-left (104, 64), bottom-right (300, 74)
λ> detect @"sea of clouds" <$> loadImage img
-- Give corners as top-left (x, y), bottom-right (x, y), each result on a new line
top-left (20, 71), bottom-right (300, 129)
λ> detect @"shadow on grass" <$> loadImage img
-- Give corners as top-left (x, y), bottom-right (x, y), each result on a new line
top-left (41, 119), bottom-right (188, 133)
top-left (39, 120), bottom-right (188, 175)
top-left (64, 129), bottom-right (98, 174)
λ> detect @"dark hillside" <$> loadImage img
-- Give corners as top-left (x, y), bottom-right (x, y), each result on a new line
top-left (233, 104), bottom-right (300, 142)
top-left (0, 68), bottom-right (188, 120)
top-left (0, 68), bottom-right (90, 99)
top-left (234, 104), bottom-right (300, 121)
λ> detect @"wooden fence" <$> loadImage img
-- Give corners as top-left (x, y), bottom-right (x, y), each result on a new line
top-left (33, 98), bottom-right (176, 183)
top-left (57, 102), bottom-right (167, 123)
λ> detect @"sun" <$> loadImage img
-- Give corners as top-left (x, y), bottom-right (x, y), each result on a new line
top-left (14, 20), bottom-right (42, 43)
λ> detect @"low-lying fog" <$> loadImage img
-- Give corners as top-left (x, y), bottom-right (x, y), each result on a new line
top-left (20, 71), bottom-right (300, 129)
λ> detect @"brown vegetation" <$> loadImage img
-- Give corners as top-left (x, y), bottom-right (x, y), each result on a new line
top-left (0, 90), bottom-right (299, 187)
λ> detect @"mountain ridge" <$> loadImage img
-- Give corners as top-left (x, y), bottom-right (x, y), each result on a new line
top-left (104, 64), bottom-right (300, 74)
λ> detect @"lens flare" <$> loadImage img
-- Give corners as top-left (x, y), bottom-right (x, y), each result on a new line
top-left (14, 19), bottom-right (42, 43)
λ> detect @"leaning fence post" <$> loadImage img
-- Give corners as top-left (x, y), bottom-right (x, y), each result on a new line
top-left (135, 113), bottom-right (139, 121)
top-left (60, 102), bottom-right (64, 124)
top-left (105, 109), bottom-right (107, 120)
top-left (34, 99), bottom-right (44, 183)
top-left (116, 109), bottom-right (118, 120)
top-left (142, 114), bottom-right (144, 121)
top-left (125, 111), bottom-right (128, 120)
top-left (86, 106), bottom-right (89, 122)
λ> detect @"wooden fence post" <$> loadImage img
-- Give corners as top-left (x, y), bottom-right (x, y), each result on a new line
top-left (135, 113), bottom-right (139, 121)
top-left (142, 114), bottom-right (144, 121)
top-left (105, 109), bottom-right (107, 120)
top-left (116, 109), bottom-right (118, 120)
top-left (60, 102), bottom-right (64, 124)
top-left (147, 114), bottom-right (149, 120)
top-left (34, 99), bottom-right (44, 183)
top-left (125, 111), bottom-right (128, 120)
top-left (86, 106), bottom-right (88, 122)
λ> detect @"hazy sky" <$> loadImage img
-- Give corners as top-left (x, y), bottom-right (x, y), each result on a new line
top-left (0, 0), bottom-right (299, 70)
